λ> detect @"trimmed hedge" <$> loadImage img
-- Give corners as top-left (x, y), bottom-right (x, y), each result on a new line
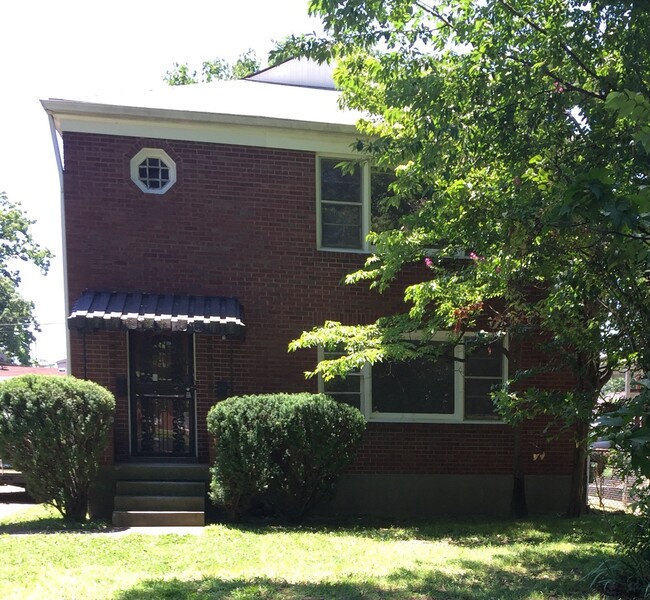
top-left (0, 375), bottom-right (115, 522)
top-left (207, 393), bottom-right (366, 520)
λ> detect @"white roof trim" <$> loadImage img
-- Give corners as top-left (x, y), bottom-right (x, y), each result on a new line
top-left (45, 112), bottom-right (362, 154)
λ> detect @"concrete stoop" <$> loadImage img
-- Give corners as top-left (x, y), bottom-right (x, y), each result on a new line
top-left (112, 509), bottom-right (204, 527)
top-left (111, 463), bottom-right (208, 527)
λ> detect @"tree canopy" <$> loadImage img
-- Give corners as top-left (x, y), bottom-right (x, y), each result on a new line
top-left (0, 192), bottom-right (51, 364)
top-left (279, 0), bottom-right (650, 516)
top-left (281, 0), bottom-right (648, 370)
top-left (164, 49), bottom-right (261, 85)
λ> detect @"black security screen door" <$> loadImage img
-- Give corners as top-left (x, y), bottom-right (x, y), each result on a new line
top-left (129, 332), bottom-right (195, 457)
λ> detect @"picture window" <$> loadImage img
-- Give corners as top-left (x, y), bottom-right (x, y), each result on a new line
top-left (319, 334), bottom-right (507, 423)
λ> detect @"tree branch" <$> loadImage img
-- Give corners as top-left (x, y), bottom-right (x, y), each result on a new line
top-left (414, 0), bottom-right (455, 30)
top-left (497, 0), bottom-right (603, 87)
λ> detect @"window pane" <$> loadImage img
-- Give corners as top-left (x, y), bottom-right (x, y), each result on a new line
top-left (322, 223), bottom-right (363, 249)
top-left (465, 342), bottom-right (503, 377)
top-left (322, 351), bottom-right (362, 410)
top-left (370, 168), bottom-right (400, 232)
top-left (325, 374), bottom-right (361, 394)
top-left (322, 202), bottom-right (363, 248)
top-left (372, 350), bottom-right (455, 414)
top-left (322, 203), bottom-right (362, 226)
top-left (464, 340), bottom-right (503, 420)
top-left (321, 159), bottom-right (361, 203)
top-left (465, 378), bottom-right (500, 420)
top-left (465, 378), bottom-right (501, 398)
top-left (326, 392), bottom-right (361, 410)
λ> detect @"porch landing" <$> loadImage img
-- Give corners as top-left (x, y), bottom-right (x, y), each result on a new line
top-left (111, 462), bottom-right (209, 527)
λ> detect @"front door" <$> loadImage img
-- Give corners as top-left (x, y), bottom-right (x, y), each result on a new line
top-left (129, 332), bottom-right (195, 458)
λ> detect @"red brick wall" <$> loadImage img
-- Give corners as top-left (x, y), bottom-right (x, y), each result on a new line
top-left (69, 330), bottom-right (127, 464)
top-left (63, 132), bottom-right (574, 476)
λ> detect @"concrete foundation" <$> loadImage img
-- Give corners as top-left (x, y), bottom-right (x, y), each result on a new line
top-left (326, 473), bottom-right (571, 518)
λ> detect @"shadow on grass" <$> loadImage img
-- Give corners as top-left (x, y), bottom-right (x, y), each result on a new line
top-left (114, 546), bottom-right (613, 600)
top-left (113, 520), bottom-right (618, 600)
top-left (0, 501), bottom-right (115, 534)
top-left (0, 516), bottom-right (115, 534)
top-left (207, 512), bottom-right (630, 547)
top-left (117, 578), bottom-right (381, 600)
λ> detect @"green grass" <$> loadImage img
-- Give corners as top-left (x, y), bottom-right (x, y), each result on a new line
top-left (0, 504), bottom-right (627, 599)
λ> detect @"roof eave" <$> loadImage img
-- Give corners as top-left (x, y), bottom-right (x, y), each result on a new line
top-left (40, 98), bottom-right (361, 136)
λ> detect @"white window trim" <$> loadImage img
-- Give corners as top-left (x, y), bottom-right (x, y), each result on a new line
top-left (318, 332), bottom-right (508, 424)
top-left (130, 148), bottom-right (177, 195)
top-left (316, 154), bottom-right (371, 253)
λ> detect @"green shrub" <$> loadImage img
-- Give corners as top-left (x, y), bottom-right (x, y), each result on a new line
top-left (207, 393), bottom-right (366, 520)
top-left (0, 375), bottom-right (115, 522)
top-left (591, 380), bottom-right (650, 597)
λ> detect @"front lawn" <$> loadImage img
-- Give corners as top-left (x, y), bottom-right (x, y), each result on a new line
top-left (0, 505), bottom-right (625, 599)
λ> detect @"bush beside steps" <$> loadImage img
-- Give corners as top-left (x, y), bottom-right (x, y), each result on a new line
top-left (207, 392), bottom-right (366, 521)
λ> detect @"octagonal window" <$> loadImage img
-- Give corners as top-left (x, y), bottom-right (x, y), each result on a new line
top-left (130, 149), bottom-right (176, 194)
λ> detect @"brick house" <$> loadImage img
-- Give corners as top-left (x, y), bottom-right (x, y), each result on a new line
top-left (41, 60), bottom-right (574, 524)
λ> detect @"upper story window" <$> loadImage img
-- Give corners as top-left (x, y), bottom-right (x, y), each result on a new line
top-left (318, 157), bottom-right (366, 251)
top-left (319, 334), bottom-right (507, 423)
top-left (130, 148), bottom-right (177, 195)
top-left (317, 157), bottom-right (400, 252)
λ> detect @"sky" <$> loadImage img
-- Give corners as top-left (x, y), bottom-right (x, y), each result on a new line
top-left (0, 0), bottom-right (322, 364)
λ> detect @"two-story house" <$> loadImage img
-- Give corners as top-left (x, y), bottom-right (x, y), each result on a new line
top-left (41, 60), bottom-right (574, 525)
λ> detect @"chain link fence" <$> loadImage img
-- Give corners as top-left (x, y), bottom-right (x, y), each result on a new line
top-left (588, 448), bottom-right (635, 510)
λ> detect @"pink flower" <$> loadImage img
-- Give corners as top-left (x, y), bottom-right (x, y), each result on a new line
top-left (469, 252), bottom-right (485, 262)
top-left (424, 257), bottom-right (433, 268)
top-left (554, 81), bottom-right (565, 93)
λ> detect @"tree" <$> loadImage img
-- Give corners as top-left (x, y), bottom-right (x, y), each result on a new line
top-left (0, 192), bottom-right (51, 365)
top-left (164, 49), bottom-right (261, 86)
top-left (279, 0), bottom-right (650, 517)
top-left (0, 278), bottom-right (38, 365)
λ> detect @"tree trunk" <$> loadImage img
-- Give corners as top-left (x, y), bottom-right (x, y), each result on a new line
top-left (565, 418), bottom-right (590, 518)
top-left (510, 423), bottom-right (528, 518)
top-left (64, 491), bottom-right (88, 523)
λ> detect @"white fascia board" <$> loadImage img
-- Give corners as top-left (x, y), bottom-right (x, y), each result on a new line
top-left (48, 113), bottom-right (359, 154)
top-left (41, 100), bottom-right (362, 154)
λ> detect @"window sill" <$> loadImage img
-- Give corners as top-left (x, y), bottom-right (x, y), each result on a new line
top-left (317, 246), bottom-right (371, 255)
top-left (368, 414), bottom-right (504, 425)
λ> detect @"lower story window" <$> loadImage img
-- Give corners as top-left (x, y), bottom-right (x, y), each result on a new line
top-left (319, 335), bottom-right (506, 423)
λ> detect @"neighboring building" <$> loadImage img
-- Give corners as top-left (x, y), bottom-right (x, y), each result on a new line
top-left (0, 365), bottom-right (63, 381)
top-left (41, 60), bottom-right (575, 524)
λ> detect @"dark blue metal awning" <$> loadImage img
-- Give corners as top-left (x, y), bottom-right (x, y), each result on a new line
top-left (68, 291), bottom-right (245, 338)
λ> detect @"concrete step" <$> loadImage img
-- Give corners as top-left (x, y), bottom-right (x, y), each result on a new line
top-left (116, 480), bottom-right (206, 497)
top-left (114, 495), bottom-right (204, 511)
top-left (113, 463), bottom-right (209, 482)
top-left (112, 510), bottom-right (205, 527)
